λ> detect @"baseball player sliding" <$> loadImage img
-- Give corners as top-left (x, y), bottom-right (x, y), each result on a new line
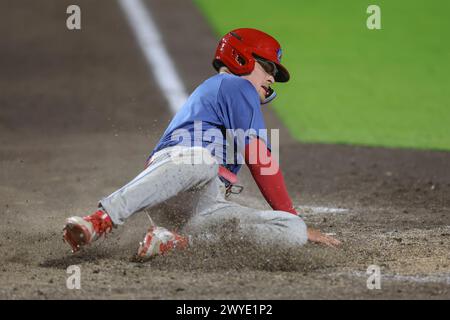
top-left (63, 28), bottom-right (340, 257)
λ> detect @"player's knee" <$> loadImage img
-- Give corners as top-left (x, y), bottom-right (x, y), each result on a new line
top-left (268, 211), bottom-right (308, 246)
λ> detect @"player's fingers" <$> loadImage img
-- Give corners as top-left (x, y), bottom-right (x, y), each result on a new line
top-left (325, 236), bottom-right (341, 248)
top-left (331, 237), bottom-right (341, 245)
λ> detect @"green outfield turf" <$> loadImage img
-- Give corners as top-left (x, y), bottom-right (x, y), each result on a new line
top-left (195, 0), bottom-right (450, 151)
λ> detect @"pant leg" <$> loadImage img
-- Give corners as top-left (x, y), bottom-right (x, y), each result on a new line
top-left (185, 177), bottom-right (308, 247)
top-left (100, 146), bottom-right (219, 225)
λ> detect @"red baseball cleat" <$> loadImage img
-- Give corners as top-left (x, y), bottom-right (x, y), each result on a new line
top-left (63, 209), bottom-right (114, 253)
top-left (137, 226), bottom-right (189, 258)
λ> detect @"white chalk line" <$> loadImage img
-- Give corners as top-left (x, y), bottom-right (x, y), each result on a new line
top-left (117, 0), bottom-right (187, 114)
top-left (296, 205), bottom-right (349, 215)
top-left (334, 271), bottom-right (450, 285)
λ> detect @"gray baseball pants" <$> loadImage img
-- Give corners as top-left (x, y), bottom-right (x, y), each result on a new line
top-left (99, 146), bottom-right (308, 247)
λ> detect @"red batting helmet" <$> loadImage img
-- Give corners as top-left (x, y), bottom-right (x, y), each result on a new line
top-left (213, 28), bottom-right (290, 83)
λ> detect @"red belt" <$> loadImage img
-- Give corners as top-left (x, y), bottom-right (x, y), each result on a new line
top-left (218, 165), bottom-right (238, 184)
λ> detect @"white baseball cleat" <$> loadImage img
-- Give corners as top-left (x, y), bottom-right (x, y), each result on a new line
top-left (63, 209), bottom-right (114, 253)
top-left (137, 226), bottom-right (189, 258)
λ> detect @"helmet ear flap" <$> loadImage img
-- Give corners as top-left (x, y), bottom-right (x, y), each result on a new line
top-left (232, 49), bottom-right (255, 74)
top-left (234, 51), bottom-right (246, 66)
top-left (229, 33), bottom-right (249, 68)
top-left (213, 33), bottom-right (256, 76)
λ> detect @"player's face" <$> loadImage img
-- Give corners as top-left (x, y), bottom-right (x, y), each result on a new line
top-left (242, 61), bottom-right (276, 103)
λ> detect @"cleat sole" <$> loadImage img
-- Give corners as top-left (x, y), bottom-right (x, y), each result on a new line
top-left (63, 222), bottom-right (90, 253)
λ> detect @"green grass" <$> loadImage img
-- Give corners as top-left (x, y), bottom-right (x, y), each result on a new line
top-left (195, 0), bottom-right (450, 151)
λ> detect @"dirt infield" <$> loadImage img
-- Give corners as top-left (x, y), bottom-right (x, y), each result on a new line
top-left (0, 0), bottom-right (449, 299)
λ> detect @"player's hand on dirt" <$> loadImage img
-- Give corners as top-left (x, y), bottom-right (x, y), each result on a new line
top-left (307, 228), bottom-right (341, 248)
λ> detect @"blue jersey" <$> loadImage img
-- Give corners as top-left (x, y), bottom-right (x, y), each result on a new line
top-left (149, 73), bottom-right (268, 174)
